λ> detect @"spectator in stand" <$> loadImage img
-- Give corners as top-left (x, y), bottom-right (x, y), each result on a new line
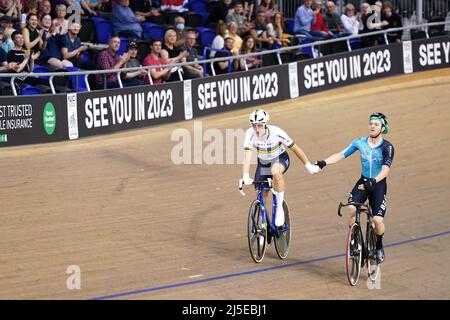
top-left (130, 0), bottom-right (161, 22)
top-left (0, 32), bottom-right (18, 73)
top-left (310, 0), bottom-right (335, 39)
top-left (266, 11), bottom-right (291, 48)
top-left (173, 16), bottom-right (187, 47)
top-left (227, 21), bottom-right (243, 54)
top-left (0, 0), bottom-right (22, 22)
top-left (243, 0), bottom-right (255, 21)
top-left (52, 4), bottom-right (68, 35)
top-left (121, 40), bottom-right (147, 87)
top-left (39, 13), bottom-right (73, 70)
top-left (160, 28), bottom-right (188, 82)
top-left (359, 2), bottom-right (388, 47)
top-left (226, 1), bottom-right (253, 37)
top-left (2, 25), bottom-right (15, 53)
top-left (293, 0), bottom-right (318, 37)
top-left (207, 0), bottom-right (234, 25)
top-left (96, 35), bottom-right (130, 89)
top-left (213, 36), bottom-right (237, 75)
top-left (180, 30), bottom-right (203, 79)
top-left (61, 22), bottom-right (95, 69)
top-left (37, 0), bottom-right (51, 20)
top-left (0, 14), bottom-right (14, 33)
top-left (23, 13), bottom-right (44, 54)
top-left (382, 1), bottom-right (402, 43)
top-left (249, 12), bottom-right (273, 49)
top-left (112, 0), bottom-right (144, 39)
top-left (65, 0), bottom-right (97, 16)
top-left (256, 0), bottom-right (277, 20)
top-left (324, 1), bottom-right (344, 36)
top-left (21, 1), bottom-right (38, 29)
top-left (142, 38), bottom-right (171, 84)
top-left (160, 0), bottom-right (188, 13)
top-left (7, 31), bottom-right (41, 87)
top-left (238, 35), bottom-right (261, 71)
top-left (340, 3), bottom-right (361, 35)
top-left (88, 0), bottom-right (111, 14)
top-left (210, 20), bottom-right (228, 58)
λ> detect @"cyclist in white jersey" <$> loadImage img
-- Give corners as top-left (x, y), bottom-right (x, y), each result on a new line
top-left (241, 109), bottom-right (320, 227)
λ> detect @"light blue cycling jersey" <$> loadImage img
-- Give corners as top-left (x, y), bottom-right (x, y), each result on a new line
top-left (343, 137), bottom-right (395, 179)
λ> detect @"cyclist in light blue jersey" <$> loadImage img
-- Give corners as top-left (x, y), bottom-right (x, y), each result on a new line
top-left (316, 112), bottom-right (394, 263)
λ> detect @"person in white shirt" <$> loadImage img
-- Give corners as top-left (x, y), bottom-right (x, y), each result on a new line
top-left (340, 3), bottom-right (361, 35)
top-left (241, 109), bottom-right (320, 227)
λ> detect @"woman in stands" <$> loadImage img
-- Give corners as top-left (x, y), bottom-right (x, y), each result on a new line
top-left (52, 4), bottom-right (69, 35)
top-left (266, 11), bottom-right (291, 48)
top-left (39, 14), bottom-right (73, 70)
top-left (22, 13), bottom-right (44, 54)
top-left (210, 21), bottom-right (228, 58)
top-left (340, 3), bottom-right (362, 35)
top-left (238, 35), bottom-right (262, 71)
top-left (160, 28), bottom-right (188, 82)
top-left (256, 0), bottom-right (277, 20)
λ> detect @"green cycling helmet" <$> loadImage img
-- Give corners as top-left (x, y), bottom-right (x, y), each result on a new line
top-left (369, 112), bottom-right (389, 134)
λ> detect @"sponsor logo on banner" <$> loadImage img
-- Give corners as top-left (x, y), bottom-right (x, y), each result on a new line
top-left (288, 62), bottom-right (299, 99)
top-left (402, 41), bottom-right (413, 73)
top-left (0, 104), bottom-right (33, 135)
top-left (84, 89), bottom-right (174, 129)
top-left (0, 134), bottom-right (7, 142)
top-left (184, 80), bottom-right (193, 120)
top-left (67, 93), bottom-right (79, 140)
top-left (43, 102), bottom-right (56, 135)
top-left (197, 72), bottom-right (279, 110)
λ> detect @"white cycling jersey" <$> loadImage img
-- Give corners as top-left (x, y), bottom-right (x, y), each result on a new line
top-left (243, 125), bottom-right (294, 161)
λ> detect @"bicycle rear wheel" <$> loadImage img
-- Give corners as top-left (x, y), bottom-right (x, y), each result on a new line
top-left (346, 223), bottom-right (363, 286)
top-left (366, 222), bottom-right (380, 281)
top-left (274, 200), bottom-right (291, 260)
top-left (247, 200), bottom-right (267, 263)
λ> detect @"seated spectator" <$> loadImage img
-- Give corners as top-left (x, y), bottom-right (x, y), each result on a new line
top-left (238, 35), bottom-right (261, 71)
top-left (266, 11), bottom-right (291, 48)
top-left (226, 21), bottom-right (243, 54)
top-left (7, 31), bottom-right (41, 87)
top-left (39, 14), bottom-right (73, 70)
top-left (160, 0), bottom-right (188, 13)
top-left (23, 13), bottom-right (44, 54)
top-left (112, 0), bottom-right (144, 39)
top-left (142, 38), bottom-right (171, 84)
top-left (61, 22), bottom-right (95, 69)
top-left (340, 3), bottom-right (361, 35)
top-left (213, 36), bottom-right (236, 75)
top-left (52, 4), bottom-right (69, 35)
top-left (173, 16), bottom-right (187, 47)
top-left (207, 0), bottom-right (234, 25)
top-left (0, 0), bottom-right (21, 22)
top-left (256, 0), bottom-right (277, 20)
top-left (180, 30), bottom-right (203, 79)
top-left (324, 1), bottom-right (345, 36)
top-left (130, 0), bottom-right (161, 21)
top-left (359, 2), bottom-right (388, 47)
top-left (210, 20), bottom-right (228, 58)
top-left (293, 0), bottom-right (317, 37)
top-left (243, 0), bottom-right (255, 21)
top-left (226, 1), bottom-right (253, 36)
top-left (96, 35), bottom-right (130, 89)
top-left (88, 0), bottom-right (111, 12)
top-left (382, 1), bottom-right (402, 43)
top-left (121, 40), bottom-right (147, 87)
top-left (249, 12), bottom-right (273, 49)
top-left (2, 26), bottom-right (15, 53)
top-left (38, 0), bottom-right (51, 20)
top-left (0, 31), bottom-right (18, 72)
top-left (65, 0), bottom-right (97, 16)
top-left (0, 14), bottom-right (14, 33)
top-left (160, 28), bottom-right (188, 82)
top-left (310, 0), bottom-right (335, 39)
top-left (21, 1), bottom-right (38, 29)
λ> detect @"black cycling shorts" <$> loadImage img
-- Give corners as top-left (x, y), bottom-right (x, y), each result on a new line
top-left (348, 176), bottom-right (388, 218)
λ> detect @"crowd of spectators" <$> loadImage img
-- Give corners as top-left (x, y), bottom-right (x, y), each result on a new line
top-left (0, 0), bottom-right (411, 94)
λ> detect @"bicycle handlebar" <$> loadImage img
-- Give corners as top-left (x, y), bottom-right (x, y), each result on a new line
top-left (337, 202), bottom-right (370, 217)
top-left (238, 178), bottom-right (273, 196)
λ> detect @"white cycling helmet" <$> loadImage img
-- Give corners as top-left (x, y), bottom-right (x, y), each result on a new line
top-left (249, 109), bottom-right (269, 124)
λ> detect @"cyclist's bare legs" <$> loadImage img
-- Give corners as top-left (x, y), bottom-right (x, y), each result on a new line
top-left (347, 205), bottom-right (357, 227)
top-left (373, 216), bottom-right (385, 235)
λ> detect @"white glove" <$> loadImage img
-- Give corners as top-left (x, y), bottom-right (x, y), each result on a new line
top-left (242, 172), bottom-right (254, 185)
top-left (305, 162), bottom-right (320, 175)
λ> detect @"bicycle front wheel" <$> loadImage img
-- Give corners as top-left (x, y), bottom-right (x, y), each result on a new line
top-left (346, 223), bottom-right (363, 286)
top-left (274, 200), bottom-right (291, 260)
top-left (247, 200), bottom-right (267, 263)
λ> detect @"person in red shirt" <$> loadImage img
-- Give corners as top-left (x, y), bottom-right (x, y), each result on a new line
top-left (310, 0), bottom-right (335, 39)
top-left (142, 39), bottom-right (171, 85)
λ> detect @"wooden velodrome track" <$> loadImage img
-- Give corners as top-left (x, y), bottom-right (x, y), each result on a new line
top-left (1, 69), bottom-right (449, 300)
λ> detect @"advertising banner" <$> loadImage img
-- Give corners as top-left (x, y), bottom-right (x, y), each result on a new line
top-left (411, 35), bottom-right (450, 72)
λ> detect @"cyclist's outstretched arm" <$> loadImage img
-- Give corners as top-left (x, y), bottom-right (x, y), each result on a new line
top-left (316, 151), bottom-right (345, 169)
top-left (288, 143), bottom-right (319, 174)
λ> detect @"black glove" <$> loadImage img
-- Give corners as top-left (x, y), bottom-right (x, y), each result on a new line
top-left (316, 160), bottom-right (327, 169)
top-left (363, 178), bottom-right (377, 193)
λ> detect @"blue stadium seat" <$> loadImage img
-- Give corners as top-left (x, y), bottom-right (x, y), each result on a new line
top-left (21, 85), bottom-right (41, 95)
top-left (118, 37), bottom-right (130, 55)
top-left (191, 0), bottom-right (208, 13)
top-left (197, 27), bottom-right (216, 47)
top-left (349, 38), bottom-right (362, 50)
top-left (300, 37), bottom-right (316, 59)
top-left (285, 18), bottom-right (294, 34)
top-left (142, 22), bottom-right (165, 41)
top-left (95, 19), bottom-right (113, 44)
top-left (66, 67), bottom-right (89, 92)
top-left (33, 64), bottom-right (50, 81)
